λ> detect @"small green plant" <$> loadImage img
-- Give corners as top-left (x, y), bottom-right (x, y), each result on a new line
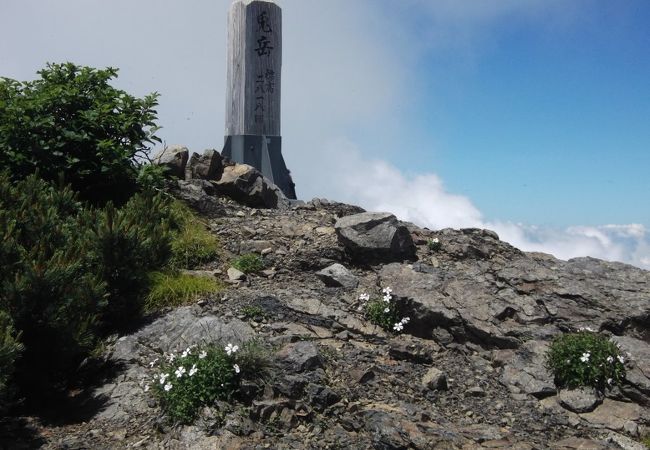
top-left (168, 201), bottom-right (220, 270)
top-left (148, 341), bottom-right (269, 424)
top-left (546, 330), bottom-right (626, 391)
top-left (232, 253), bottom-right (264, 274)
top-left (427, 238), bottom-right (441, 251)
top-left (145, 272), bottom-right (222, 311)
top-left (358, 287), bottom-right (410, 333)
top-left (241, 305), bottom-right (266, 321)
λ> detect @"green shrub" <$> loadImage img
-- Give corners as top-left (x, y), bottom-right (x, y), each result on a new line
top-left (149, 341), bottom-right (269, 424)
top-left (167, 201), bottom-right (219, 270)
top-left (0, 62), bottom-right (160, 204)
top-left (358, 287), bottom-right (410, 333)
top-left (145, 272), bottom-right (222, 311)
top-left (0, 310), bottom-right (23, 410)
top-left (232, 253), bottom-right (264, 274)
top-left (546, 330), bottom-right (626, 391)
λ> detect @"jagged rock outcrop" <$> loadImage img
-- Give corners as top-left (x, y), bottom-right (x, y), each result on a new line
top-left (154, 145), bottom-right (291, 210)
top-left (23, 187), bottom-right (650, 450)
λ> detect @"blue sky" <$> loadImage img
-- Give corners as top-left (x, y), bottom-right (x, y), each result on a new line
top-left (1, 0), bottom-right (649, 268)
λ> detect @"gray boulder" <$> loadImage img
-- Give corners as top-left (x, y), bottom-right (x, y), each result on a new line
top-left (152, 145), bottom-right (189, 178)
top-left (316, 263), bottom-right (359, 289)
top-left (186, 149), bottom-right (223, 181)
top-left (175, 179), bottom-right (224, 216)
top-left (499, 340), bottom-right (555, 398)
top-left (334, 212), bottom-right (416, 262)
top-left (213, 163), bottom-right (290, 209)
top-left (558, 388), bottom-right (602, 413)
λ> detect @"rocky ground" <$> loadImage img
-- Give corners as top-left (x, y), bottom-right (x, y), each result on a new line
top-left (2, 150), bottom-right (649, 449)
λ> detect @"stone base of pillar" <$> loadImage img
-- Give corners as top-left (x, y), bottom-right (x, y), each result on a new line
top-left (222, 135), bottom-right (296, 200)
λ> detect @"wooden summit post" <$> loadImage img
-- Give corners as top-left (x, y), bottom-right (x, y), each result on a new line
top-left (222, 0), bottom-right (296, 199)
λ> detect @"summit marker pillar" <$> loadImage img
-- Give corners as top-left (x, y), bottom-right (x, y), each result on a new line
top-left (222, 0), bottom-right (296, 199)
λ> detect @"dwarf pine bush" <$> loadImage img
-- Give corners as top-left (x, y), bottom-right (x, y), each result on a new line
top-left (0, 310), bottom-right (23, 410)
top-left (0, 173), bottom-right (177, 400)
top-left (546, 330), bottom-right (626, 391)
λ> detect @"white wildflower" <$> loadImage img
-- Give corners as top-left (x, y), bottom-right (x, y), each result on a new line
top-left (198, 350), bottom-right (207, 359)
top-left (164, 383), bottom-right (173, 392)
top-left (159, 373), bottom-right (169, 385)
top-left (189, 364), bottom-right (198, 377)
top-left (149, 358), bottom-right (159, 368)
top-left (144, 384), bottom-right (150, 392)
top-left (225, 343), bottom-right (239, 356)
top-left (181, 347), bottom-right (192, 358)
top-left (382, 287), bottom-right (392, 295)
top-left (617, 355), bottom-right (625, 364)
top-left (167, 353), bottom-right (176, 363)
top-left (393, 322), bottom-right (404, 332)
top-left (401, 317), bottom-right (410, 324)
top-left (359, 293), bottom-right (370, 302)
top-left (607, 378), bottom-right (613, 385)
top-left (175, 366), bottom-right (187, 378)
top-left (384, 307), bottom-right (390, 313)
top-left (606, 356), bottom-right (614, 364)
top-left (233, 364), bottom-right (241, 374)
top-left (382, 294), bottom-right (391, 303)
top-left (580, 352), bottom-right (590, 363)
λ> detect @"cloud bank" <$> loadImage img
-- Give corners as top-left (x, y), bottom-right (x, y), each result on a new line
top-left (304, 139), bottom-right (650, 270)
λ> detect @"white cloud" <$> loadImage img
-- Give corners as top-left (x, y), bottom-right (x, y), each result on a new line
top-left (304, 139), bottom-right (650, 270)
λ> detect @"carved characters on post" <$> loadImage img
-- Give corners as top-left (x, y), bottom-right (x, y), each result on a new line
top-left (253, 10), bottom-right (276, 125)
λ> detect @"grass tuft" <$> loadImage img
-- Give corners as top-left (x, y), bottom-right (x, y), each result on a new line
top-left (168, 201), bottom-right (220, 270)
top-left (145, 272), bottom-right (222, 311)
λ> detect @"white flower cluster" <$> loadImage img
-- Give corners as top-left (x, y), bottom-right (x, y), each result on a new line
top-left (146, 344), bottom-right (242, 394)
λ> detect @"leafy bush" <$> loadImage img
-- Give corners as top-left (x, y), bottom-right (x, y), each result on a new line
top-left (145, 272), bottom-right (222, 311)
top-left (358, 287), bottom-right (410, 333)
top-left (546, 330), bottom-right (626, 391)
top-left (0, 62), bottom-right (160, 204)
top-left (232, 253), bottom-right (264, 274)
top-left (167, 201), bottom-right (219, 270)
top-left (149, 341), bottom-right (269, 424)
top-left (0, 310), bottom-right (23, 410)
